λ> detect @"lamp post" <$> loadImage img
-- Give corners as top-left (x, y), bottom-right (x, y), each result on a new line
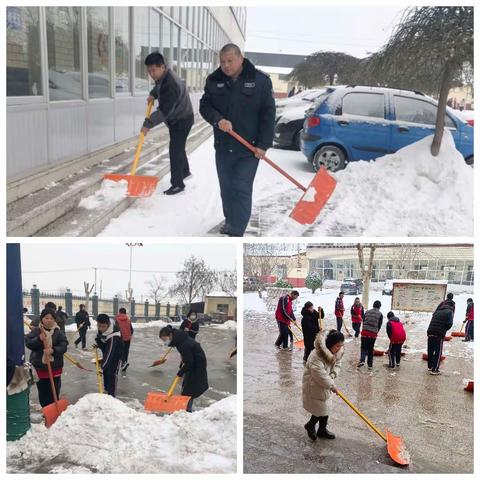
top-left (125, 243), bottom-right (143, 302)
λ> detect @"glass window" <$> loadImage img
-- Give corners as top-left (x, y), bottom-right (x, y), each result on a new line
top-left (46, 7), bottom-right (81, 101)
top-left (87, 7), bottom-right (110, 98)
top-left (162, 16), bottom-right (171, 65)
top-left (134, 7), bottom-right (149, 91)
top-left (394, 96), bottom-right (455, 128)
top-left (150, 9), bottom-right (160, 53)
top-left (171, 25), bottom-right (179, 74)
top-left (180, 29), bottom-right (188, 81)
top-left (7, 7), bottom-right (43, 96)
top-left (114, 7), bottom-right (130, 93)
top-left (172, 7), bottom-right (180, 23)
top-left (342, 93), bottom-right (385, 119)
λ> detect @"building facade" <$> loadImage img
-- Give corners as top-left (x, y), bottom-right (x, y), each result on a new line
top-left (7, 6), bottom-right (246, 180)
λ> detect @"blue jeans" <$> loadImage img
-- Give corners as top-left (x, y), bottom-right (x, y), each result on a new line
top-left (215, 150), bottom-right (259, 236)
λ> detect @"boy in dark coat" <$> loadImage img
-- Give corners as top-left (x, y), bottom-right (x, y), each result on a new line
top-left (25, 308), bottom-right (68, 407)
top-left (94, 314), bottom-right (123, 396)
top-left (74, 304), bottom-right (91, 350)
top-left (159, 325), bottom-right (208, 412)
top-left (301, 302), bottom-right (325, 362)
top-left (427, 299), bottom-right (454, 375)
top-left (334, 292), bottom-right (345, 332)
top-left (463, 298), bottom-right (474, 342)
top-left (180, 309), bottom-right (200, 340)
top-left (386, 312), bottom-right (406, 368)
top-left (55, 306), bottom-right (68, 333)
top-left (350, 297), bottom-right (365, 338)
top-left (358, 300), bottom-right (383, 370)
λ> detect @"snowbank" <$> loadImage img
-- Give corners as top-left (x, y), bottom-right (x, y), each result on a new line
top-left (7, 393), bottom-right (237, 474)
top-left (131, 319), bottom-right (171, 329)
top-left (267, 130), bottom-right (473, 236)
top-left (207, 320), bottom-right (237, 330)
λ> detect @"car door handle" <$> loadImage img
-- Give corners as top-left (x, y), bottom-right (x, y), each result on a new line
top-left (337, 120), bottom-right (349, 126)
top-left (398, 126), bottom-right (409, 132)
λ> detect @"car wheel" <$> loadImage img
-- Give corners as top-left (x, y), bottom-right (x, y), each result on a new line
top-left (293, 130), bottom-right (302, 151)
top-left (465, 155), bottom-right (473, 166)
top-left (313, 145), bottom-right (346, 172)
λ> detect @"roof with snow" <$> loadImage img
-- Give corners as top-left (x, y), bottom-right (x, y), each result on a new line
top-left (392, 279), bottom-right (448, 285)
top-left (205, 291), bottom-right (236, 298)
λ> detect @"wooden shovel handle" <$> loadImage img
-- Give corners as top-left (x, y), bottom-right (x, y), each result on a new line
top-left (287, 324), bottom-right (302, 342)
top-left (167, 376), bottom-right (181, 397)
top-left (228, 130), bottom-right (307, 192)
top-left (41, 328), bottom-right (60, 409)
top-left (131, 101), bottom-right (154, 175)
top-left (336, 389), bottom-right (387, 442)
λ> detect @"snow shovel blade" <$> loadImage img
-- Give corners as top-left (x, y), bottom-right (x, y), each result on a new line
top-left (42, 399), bottom-right (69, 428)
top-left (103, 173), bottom-right (159, 198)
top-left (451, 331), bottom-right (465, 337)
top-left (374, 349), bottom-right (386, 356)
top-left (444, 336), bottom-right (452, 341)
top-left (289, 167), bottom-right (337, 225)
top-left (144, 392), bottom-right (191, 413)
top-left (386, 430), bottom-right (410, 466)
top-left (294, 339), bottom-right (305, 349)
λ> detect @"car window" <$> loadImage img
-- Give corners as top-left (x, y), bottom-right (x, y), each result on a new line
top-left (341, 93), bottom-right (385, 119)
top-left (394, 96), bottom-right (455, 128)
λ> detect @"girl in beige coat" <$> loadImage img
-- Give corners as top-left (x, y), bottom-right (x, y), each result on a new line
top-left (303, 329), bottom-right (344, 440)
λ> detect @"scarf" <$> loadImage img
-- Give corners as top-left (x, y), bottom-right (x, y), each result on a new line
top-left (40, 323), bottom-right (59, 364)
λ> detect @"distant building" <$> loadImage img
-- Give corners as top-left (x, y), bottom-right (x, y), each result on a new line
top-left (204, 292), bottom-right (237, 321)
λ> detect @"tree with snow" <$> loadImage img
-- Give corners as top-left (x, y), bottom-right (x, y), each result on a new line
top-left (274, 279), bottom-right (293, 288)
top-left (305, 271), bottom-right (323, 293)
top-left (367, 7), bottom-right (473, 156)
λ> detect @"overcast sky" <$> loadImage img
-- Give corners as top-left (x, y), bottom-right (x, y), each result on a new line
top-left (20, 243), bottom-right (236, 300)
top-left (245, 6), bottom-right (406, 58)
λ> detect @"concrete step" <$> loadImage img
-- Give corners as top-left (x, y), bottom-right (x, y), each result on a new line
top-left (7, 118), bottom-right (212, 237)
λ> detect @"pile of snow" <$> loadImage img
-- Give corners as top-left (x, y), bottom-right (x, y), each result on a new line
top-left (131, 319), bottom-right (171, 330)
top-left (7, 393), bottom-right (236, 474)
top-left (269, 130), bottom-right (473, 236)
top-left (208, 320), bottom-right (237, 330)
top-left (79, 179), bottom-right (128, 210)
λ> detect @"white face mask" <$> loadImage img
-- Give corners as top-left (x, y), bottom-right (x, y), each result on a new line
top-left (161, 338), bottom-right (170, 346)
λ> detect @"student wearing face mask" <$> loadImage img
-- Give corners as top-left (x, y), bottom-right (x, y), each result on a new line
top-left (180, 309), bottom-right (200, 340)
top-left (25, 308), bottom-right (68, 407)
top-left (159, 325), bottom-right (209, 412)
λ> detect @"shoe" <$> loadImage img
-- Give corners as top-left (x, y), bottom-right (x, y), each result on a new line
top-left (121, 362), bottom-right (129, 372)
top-left (387, 365), bottom-right (395, 369)
top-left (219, 224), bottom-right (232, 235)
top-left (427, 367), bottom-right (432, 371)
top-left (367, 366), bottom-right (373, 371)
top-left (275, 344), bottom-right (281, 350)
top-left (317, 428), bottom-right (335, 440)
top-left (357, 362), bottom-right (365, 368)
top-left (164, 186), bottom-right (185, 195)
top-left (82, 347), bottom-right (87, 351)
top-left (430, 370), bottom-right (441, 375)
top-left (304, 422), bottom-right (317, 441)
top-left (396, 364), bottom-right (400, 368)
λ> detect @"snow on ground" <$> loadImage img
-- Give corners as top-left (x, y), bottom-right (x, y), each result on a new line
top-left (207, 320), bottom-right (237, 330)
top-left (78, 179), bottom-right (129, 209)
top-left (7, 393), bottom-right (236, 474)
top-left (245, 287), bottom-right (472, 359)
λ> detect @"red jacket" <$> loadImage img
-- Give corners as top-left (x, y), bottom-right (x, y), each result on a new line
top-left (350, 304), bottom-right (364, 323)
top-left (275, 294), bottom-right (296, 325)
top-left (115, 314), bottom-right (133, 341)
top-left (335, 297), bottom-right (345, 318)
top-left (386, 318), bottom-right (406, 344)
top-left (466, 303), bottom-right (474, 321)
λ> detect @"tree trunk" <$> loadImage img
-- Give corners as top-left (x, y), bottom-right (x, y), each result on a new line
top-left (431, 60), bottom-right (455, 156)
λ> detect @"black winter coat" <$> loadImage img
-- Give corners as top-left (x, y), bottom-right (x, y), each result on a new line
top-left (199, 58), bottom-right (276, 154)
top-left (180, 318), bottom-right (200, 339)
top-left (301, 307), bottom-right (323, 351)
top-left (75, 310), bottom-right (91, 331)
top-left (55, 310), bottom-right (68, 332)
top-left (169, 329), bottom-right (208, 398)
top-left (95, 326), bottom-right (123, 372)
top-left (25, 326), bottom-right (68, 371)
top-left (427, 304), bottom-right (454, 338)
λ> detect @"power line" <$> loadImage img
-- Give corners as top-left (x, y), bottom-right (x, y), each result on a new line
top-left (23, 267), bottom-right (235, 274)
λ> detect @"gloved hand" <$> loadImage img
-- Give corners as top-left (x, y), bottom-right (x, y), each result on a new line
top-left (176, 370), bottom-right (184, 378)
top-left (92, 343), bottom-right (98, 349)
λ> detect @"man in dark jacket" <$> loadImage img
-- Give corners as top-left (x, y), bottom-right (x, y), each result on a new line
top-left (55, 305), bottom-right (68, 333)
top-left (95, 314), bottom-right (123, 396)
top-left (141, 52), bottom-right (194, 195)
top-left (74, 304), bottom-right (91, 350)
top-left (427, 300), bottom-right (454, 375)
top-left (199, 44), bottom-right (276, 237)
top-left (358, 300), bottom-right (383, 369)
top-left (301, 302), bottom-right (324, 362)
top-left (160, 326), bottom-right (209, 412)
top-left (334, 292), bottom-right (345, 332)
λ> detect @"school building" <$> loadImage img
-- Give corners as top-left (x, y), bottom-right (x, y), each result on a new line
top-left (6, 6), bottom-right (246, 181)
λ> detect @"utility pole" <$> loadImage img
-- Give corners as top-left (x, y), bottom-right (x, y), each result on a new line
top-left (93, 267), bottom-right (97, 295)
top-left (125, 243), bottom-right (143, 302)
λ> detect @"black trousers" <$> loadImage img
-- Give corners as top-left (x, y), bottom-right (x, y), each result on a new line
top-left (215, 150), bottom-right (260, 236)
top-left (103, 365), bottom-right (120, 397)
top-left (352, 322), bottom-right (361, 337)
top-left (37, 376), bottom-right (61, 407)
top-left (388, 343), bottom-right (403, 367)
top-left (360, 336), bottom-right (376, 367)
top-left (122, 340), bottom-right (131, 364)
top-left (275, 321), bottom-right (290, 349)
top-left (306, 415), bottom-right (329, 431)
top-left (74, 328), bottom-right (87, 348)
top-left (186, 397), bottom-right (194, 413)
top-left (336, 317), bottom-right (343, 331)
top-left (427, 335), bottom-right (444, 372)
top-left (465, 320), bottom-right (474, 341)
top-left (168, 115), bottom-right (194, 188)
top-left (304, 343), bottom-right (314, 362)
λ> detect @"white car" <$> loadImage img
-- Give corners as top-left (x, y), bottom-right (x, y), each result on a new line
top-left (382, 280), bottom-right (393, 296)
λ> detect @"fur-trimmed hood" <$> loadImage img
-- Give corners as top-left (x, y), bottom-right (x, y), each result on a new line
top-left (314, 330), bottom-right (344, 366)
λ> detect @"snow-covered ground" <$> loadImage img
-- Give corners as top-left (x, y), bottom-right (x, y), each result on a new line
top-left (97, 129), bottom-right (472, 237)
top-left (7, 393), bottom-right (236, 474)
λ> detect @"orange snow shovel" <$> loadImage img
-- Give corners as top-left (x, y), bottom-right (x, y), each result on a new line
top-left (288, 323), bottom-right (304, 349)
top-left (104, 101), bottom-right (159, 197)
top-left (336, 390), bottom-right (410, 466)
top-left (41, 333), bottom-right (69, 428)
top-left (228, 130), bottom-right (336, 224)
top-left (144, 375), bottom-right (191, 413)
top-left (451, 322), bottom-right (466, 337)
top-left (149, 347), bottom-right (173, 367)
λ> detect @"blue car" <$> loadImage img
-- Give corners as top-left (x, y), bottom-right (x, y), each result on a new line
top-left (301, 85), bottom-right (474, 171)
